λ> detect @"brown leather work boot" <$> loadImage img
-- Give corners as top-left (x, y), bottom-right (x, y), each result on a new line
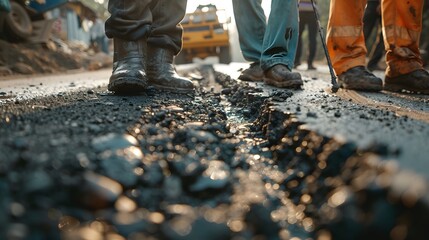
top-left (338, 66), bottom-right (382, 91)
top-left (147, 47), bottom-right (195, 93)
top-left (384, 69), bottom-right (429, 94)
top-left (108, 39), bottom-right (148, 94)
top-left (263, 64), bottom-right (303, 88)
top-left (238, 62), bottom-right (264, 82)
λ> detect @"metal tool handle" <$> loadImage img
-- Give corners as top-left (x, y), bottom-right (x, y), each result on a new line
top-left (309, 0), bottom-right (339, 92)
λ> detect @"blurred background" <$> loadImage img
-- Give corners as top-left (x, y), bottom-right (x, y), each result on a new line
top-left (0, 0), bottom-right (328, 63)
top-left (0, 0), bottom-right (427, 70)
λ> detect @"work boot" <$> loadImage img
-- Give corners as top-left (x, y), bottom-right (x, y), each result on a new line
top-left (384, 69), bottom-right (429, 94)
top-left (238, 62), bottom-right (264, 82)
top-left (108, 39), bottom-right (148, 93)
top-left (263, 64), bottom-right (303, 88)
top-left (147, 47), bottom-right (195, 93)
top-left (338, 66), bottom-right (382, 91)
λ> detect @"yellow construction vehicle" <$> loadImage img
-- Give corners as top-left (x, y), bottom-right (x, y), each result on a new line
top-left (175, 4), bottom-right (231, 64)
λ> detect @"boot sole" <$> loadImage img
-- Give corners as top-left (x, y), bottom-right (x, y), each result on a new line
top-left (150, 84), bottom-right (195, 94)
top-left (263, 77), bottom-right (303, 88)
top-left (384, 83), bottom-right (429, 94)
top-left (340, 82), bottom-right (382, 92)
top-left (238, 75), bottom-right (264, 82)
top-left (108, 78), bottom-right (147, 94)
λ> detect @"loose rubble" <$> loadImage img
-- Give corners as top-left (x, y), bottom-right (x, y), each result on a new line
top-left (0, 39), bottom-right (112, 77)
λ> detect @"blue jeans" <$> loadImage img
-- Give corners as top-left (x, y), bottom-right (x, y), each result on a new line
top-left (232, 0), bottom-right (299, 71)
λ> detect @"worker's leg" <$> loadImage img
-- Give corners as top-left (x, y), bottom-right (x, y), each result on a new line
top-left (367, 31), bottom-right (385, 71)
top-left (295, 12), bottom-right (306, 67)
top-left (105, 0), bottom-right (152, 93)
top-left (261, 0), bottom-right (302, 88)
top-left (232, 0), bottom-right (265, 82)
top-left (326, 0), bottom-right (367, 75)
top-left (147, 0), bottom-right (194, 93)
top-left (260, 0), bottom-right (299, 70)
top-left (382, 0), bottom-right (424, 77)
top-left (232, 0), bottom-right (266, 63)
top-left (363, 1), bottom-right (380, 45)
top-left (149, 0), bottom-right (187, 55)
top-left (105, 0), bottom-right (152, 41)
top-left (382, 0), bottom-right (429, 93)
top-left (363, 0), bottom-right (384, 71)
top-left (306, 11), bottom-right (318, 69)
top-left (326, 0), bottom-right (382, 91)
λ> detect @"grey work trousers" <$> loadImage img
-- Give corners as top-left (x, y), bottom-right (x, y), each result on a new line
top-left (105, 0), bottom-right (187, 55)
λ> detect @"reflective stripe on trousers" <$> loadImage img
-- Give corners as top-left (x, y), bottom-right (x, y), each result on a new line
top-left (327, 0), bottom-right (424, 77)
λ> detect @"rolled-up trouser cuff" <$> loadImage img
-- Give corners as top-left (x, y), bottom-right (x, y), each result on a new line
top-left (333, 57), bottom-right (366, 76)
top-left (261, 59), bottom-right (293, 72)
top-left (106, 24), bottom-right (151, 41)
top-left (386, 59), bottom-right (424, 77)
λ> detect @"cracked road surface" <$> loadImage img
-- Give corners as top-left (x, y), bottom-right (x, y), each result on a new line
top-left (217, 64), bottom-right (429, 177)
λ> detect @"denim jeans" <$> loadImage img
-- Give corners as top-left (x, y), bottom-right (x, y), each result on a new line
top-left (232, 0), bottom-right (299, 71)
top-left (105, 0), bottom-right (187, 55)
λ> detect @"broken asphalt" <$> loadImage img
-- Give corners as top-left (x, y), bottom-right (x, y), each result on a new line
top-left (0, 63), bottom-right (429, 239)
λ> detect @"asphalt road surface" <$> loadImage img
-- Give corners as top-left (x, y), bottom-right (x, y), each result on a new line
top-left (1, 64), bottom-right (429, 239)
top-left (217, 63), bottom-right (429, 177)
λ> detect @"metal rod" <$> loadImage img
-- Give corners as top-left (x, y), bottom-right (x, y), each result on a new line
top-left (309, 0), bottom-right (339, 92)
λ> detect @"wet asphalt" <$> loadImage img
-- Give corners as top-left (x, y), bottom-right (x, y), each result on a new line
top-left (0, 64), bottom-right (429, 239)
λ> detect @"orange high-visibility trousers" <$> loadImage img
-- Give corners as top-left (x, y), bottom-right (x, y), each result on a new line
top-left (327, 0), bottom-right (424, 77)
